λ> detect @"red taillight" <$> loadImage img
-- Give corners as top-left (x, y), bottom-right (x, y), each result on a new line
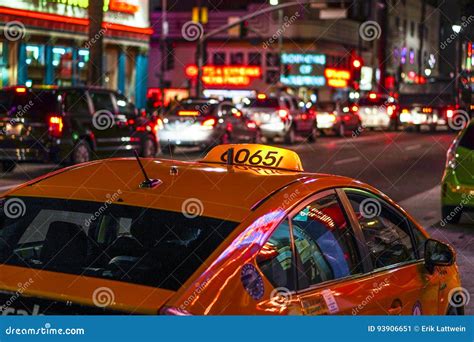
top-left (48, 115), bottom-right (63, 138)
top-left (277, 109), bottom-right (289, 120)
top-left (127, 118), bottom-right (135, 126)
top-left (301, 113), bottom-right (308, 120)
top-left (351, 105), bottom-right (359, 113)
top-left (202, 117), bottom-right (217, 127)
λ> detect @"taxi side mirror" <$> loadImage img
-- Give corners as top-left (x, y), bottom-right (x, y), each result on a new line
top-left (424, 239), bottom-right (455, 273)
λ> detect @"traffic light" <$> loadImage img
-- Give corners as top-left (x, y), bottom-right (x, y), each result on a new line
top-left (240, 21), bottom-right (248, 38)
top-left (351, 56), bottom-right (363, 86)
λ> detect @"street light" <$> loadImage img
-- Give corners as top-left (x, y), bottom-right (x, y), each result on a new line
top-left (452, 24), bottom-right (462, 34)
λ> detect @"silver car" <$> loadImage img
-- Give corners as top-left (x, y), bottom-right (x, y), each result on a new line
top-left (158, 98), bottom-right (260, 154)
top-left (242, 94), bottom-right (317, 144)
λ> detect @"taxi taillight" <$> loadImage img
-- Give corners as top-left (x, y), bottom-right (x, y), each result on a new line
top-left (48, 115), bottom-right (63, 138)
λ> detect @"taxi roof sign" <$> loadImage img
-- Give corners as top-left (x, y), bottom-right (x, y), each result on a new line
top-left (201, 144), bottom-right (304, 172)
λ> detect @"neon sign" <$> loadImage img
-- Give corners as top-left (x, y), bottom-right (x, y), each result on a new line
top-left (185, 65), bottom-right (262, 87)
top-left (46, 0), bottom-right (139, 14)
top-left (324, 68), bottom-right (351, 88)
top-left (280, 52), bottom-right (326, 87)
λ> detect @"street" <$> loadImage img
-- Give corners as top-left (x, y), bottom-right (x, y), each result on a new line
top-left (2, 129), bottom-right (472, 313)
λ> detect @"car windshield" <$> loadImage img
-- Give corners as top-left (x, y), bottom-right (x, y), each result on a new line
top-left (358, 97), bottom-right (391, 106)
top-left (0, 197), bottom-right (238, 291)
top-left (459, 124), bottom-right (474, 150)
top-left (315, 102), bottom-right (336, 112)
top-left (0, 90), bottom-right (59, 119)
top-left (245, 98), bottom-right (279, 108)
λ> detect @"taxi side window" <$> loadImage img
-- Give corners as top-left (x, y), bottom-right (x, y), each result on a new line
top-left (345, 189), bottom-right (416, 269)
top-left (257, 219), bottom-right (296, 291)
top-left (291, 193), bottom-right (361, 290)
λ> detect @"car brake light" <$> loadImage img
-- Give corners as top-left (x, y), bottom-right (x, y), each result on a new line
top-left (369, 93), bottom-right (377, 100)
top-left (48, 115), bottom-right (63, 138)
top-left (178, 110), bottom-right (199, 116)
top-left (159, 306), bottom-right (192, 316)
top-left (446, 109), bottom-right (454, 118)
top-left (351, 105), bottom-right (359, 113)
top-left (202, 117), bottom-right (217, 127)
top-left (15, 87), bottom-right (27, 93)
top-left (278, 109), bottom-right (289, 120)
top-left (257, 93), bottom-right (267, 100)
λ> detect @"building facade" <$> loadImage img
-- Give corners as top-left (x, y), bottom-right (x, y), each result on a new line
top-left (0, 0), bottom-right (152, 107)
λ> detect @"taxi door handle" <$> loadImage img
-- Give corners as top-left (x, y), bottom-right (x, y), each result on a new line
top-left (387, 303), bottom-right (403, 315)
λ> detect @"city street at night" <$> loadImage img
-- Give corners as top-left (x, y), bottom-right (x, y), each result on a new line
top-left (1, 0), bottom-right (474, 333)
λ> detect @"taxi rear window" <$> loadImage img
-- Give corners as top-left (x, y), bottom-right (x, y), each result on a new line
top-left (459, 124), bottom-right (474, 150)
top-left (0, 197), bottom-right (238, 291)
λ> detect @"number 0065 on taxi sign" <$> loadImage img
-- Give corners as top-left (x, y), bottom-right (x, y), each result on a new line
top-left (201, 144), bottom-right (304, 171)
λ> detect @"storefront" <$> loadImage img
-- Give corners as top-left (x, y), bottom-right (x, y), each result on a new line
top-left (0, 0), bottom-right (152, 107)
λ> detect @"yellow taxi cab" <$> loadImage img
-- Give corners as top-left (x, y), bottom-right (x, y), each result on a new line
top-left (0, 144), bottom-right (463, 315)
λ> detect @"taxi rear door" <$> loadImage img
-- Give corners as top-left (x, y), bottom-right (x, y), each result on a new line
top-left (281, 189), bottom-right (391, 315)
top-left (341, 188), bottom-right (439, 315)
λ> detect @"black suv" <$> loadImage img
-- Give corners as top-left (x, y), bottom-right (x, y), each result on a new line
top-left (0, 86), bottom-right (158, 172)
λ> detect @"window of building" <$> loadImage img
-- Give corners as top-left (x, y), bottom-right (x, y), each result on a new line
top-left (212, 52), bottom-right (226, 66)
top-left (345, 189), bottom-right (416, 269)
top-left (266, 52), bottom-right (280, 67)
top-left (230, 52), bottom-right (244, 65)
top-left (248, 52), bottom-right (262, 66)
top-left (410, 21), bottom-right (415, 36)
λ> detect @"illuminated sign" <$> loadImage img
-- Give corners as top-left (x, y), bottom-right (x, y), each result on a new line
top-left (280, 52), bottom-right (326, 87)
top-left (0, 0), bottom-right (149, 29)
top-left (324, 68), bottom-right (350, 88)
top-left (185, 65), bottom-right (262, 87)
top-left (46, 0), bottom-right (139, 14)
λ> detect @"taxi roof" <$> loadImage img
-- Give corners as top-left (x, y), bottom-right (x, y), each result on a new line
top-left (5, 158), bottom-right (336, 222)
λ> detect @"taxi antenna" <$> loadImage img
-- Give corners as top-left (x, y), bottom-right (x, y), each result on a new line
top-left (133, 150), bottom-right (161, 188)
top-left (226, 148), bottom-right (234, 166)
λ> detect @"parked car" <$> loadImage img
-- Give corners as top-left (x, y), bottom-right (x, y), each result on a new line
top-left (0, 86), bottom-right (158, 172)
top-left (355, 92), bottom-right (398, 130)
top-left (157, 98), bottom-right (260, 154)
top-left (242, 93), bottom-right (317, 144)
top-left (311, 101), bottom-right (361, 136)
